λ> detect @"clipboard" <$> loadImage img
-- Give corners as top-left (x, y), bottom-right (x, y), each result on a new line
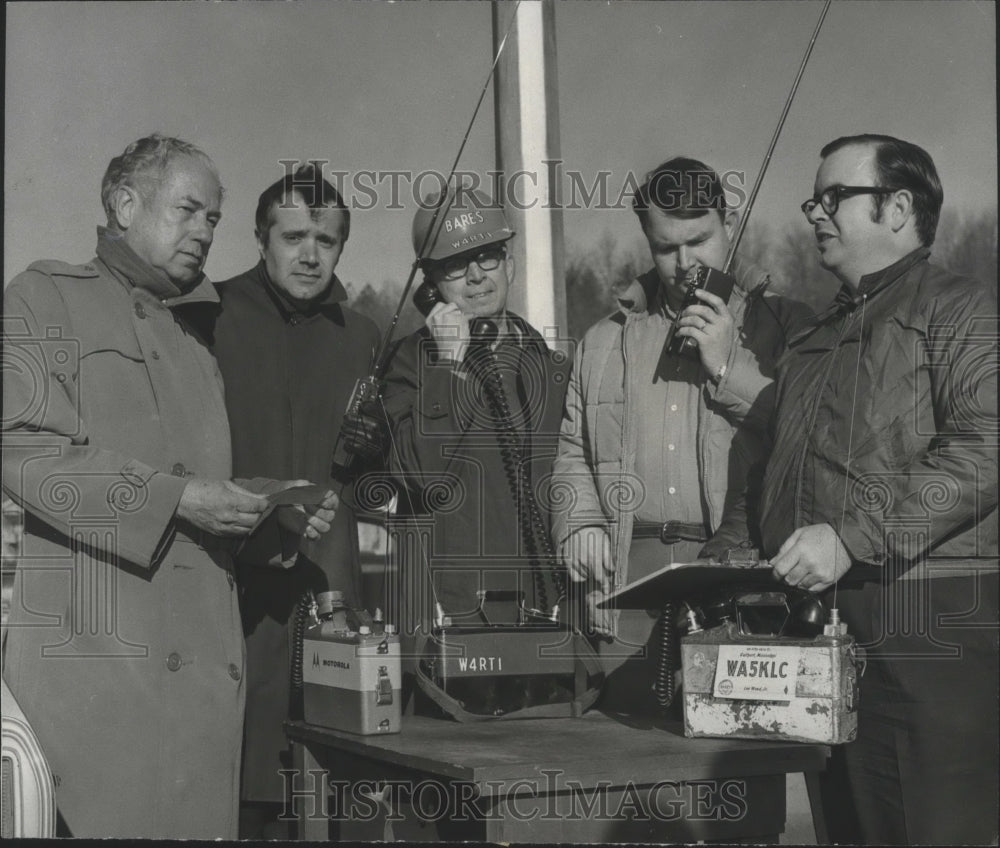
top-left (598, 559), bottom-right (881, 610)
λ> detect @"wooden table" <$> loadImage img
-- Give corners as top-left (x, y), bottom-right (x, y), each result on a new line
top-left (285, 712), bottom-right (829, 843)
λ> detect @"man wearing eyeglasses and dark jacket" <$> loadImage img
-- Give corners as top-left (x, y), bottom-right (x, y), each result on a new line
top-left (760, 134), bottom-right (998, 845)
top-left (381, 187), bottom-right (570, 631)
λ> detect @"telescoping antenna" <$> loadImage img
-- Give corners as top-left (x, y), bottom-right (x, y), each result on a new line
top-left (722, 0), bottom-right (832, 275)
top-left (369, 0), bottom-right (523, 379)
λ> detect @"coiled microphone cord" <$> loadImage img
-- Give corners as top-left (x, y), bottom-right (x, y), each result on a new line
top-left (468, 321), bottom-right (566, 614)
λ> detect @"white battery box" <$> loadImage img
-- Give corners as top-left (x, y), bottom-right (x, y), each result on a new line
top-left (302, 624), bottom-right (402, 735)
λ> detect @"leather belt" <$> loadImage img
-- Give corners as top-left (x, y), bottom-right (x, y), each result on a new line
top-left (631, 520), bottom-right (709, 545)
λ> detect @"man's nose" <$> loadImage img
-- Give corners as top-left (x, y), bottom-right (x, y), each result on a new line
top-left (806, 202), bottom-right (829, 226)
top-left (191, 216), bottom-right (214, 246)
top-left (676, 245), bottom-right (694, 272)
top-left (466, 259), bottom-right (487, 283)
top-left (299, 240), bottom-right (319, 265)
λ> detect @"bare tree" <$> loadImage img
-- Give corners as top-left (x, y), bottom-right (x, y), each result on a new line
top-left (933, 207), bottom-right (998, 286)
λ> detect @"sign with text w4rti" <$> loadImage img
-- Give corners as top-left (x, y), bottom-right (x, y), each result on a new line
top-left (713, 644), bottom-right (800, 701)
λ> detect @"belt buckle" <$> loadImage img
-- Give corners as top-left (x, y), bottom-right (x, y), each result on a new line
top-left (659, 524), bottom-right (682, 545)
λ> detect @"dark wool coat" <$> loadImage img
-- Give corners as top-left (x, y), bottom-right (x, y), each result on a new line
top-left (212, 262), bottom-right (380, 802)
top-left (381, 313), bottom-right (571, 626)
top-left (2, 229), bottom-right (243, 838)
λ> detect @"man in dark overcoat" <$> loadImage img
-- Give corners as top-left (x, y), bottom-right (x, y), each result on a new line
top-left (2, 135), bottom-right (334, 839)
top-left (212, 163), bottom-right (382, 838)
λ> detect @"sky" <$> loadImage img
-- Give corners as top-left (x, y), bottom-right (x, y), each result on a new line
top-left (5, 0), bottom-right (996, 326)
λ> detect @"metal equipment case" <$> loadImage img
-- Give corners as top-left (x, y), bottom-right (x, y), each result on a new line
top-left (681, 619), bottom-right (860, 744)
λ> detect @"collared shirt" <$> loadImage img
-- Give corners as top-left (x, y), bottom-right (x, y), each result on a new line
top-left (629, 303), bottom-right (707, 527)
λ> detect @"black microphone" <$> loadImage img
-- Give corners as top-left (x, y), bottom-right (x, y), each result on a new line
top-left (469, 317), bottom-right (500, 348)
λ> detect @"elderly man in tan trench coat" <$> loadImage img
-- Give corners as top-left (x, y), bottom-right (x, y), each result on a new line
top-left (1, 135), bottom-right (335, 839)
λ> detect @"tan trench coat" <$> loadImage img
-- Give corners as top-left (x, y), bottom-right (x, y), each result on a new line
top-left (2, 231), bottom-right (244, 838)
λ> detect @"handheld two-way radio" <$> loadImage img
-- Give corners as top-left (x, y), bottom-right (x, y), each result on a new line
top-left (663, 0), bottom-right (832, 362)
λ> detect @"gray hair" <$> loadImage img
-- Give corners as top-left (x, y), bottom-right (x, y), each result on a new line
top-left (101, 134), bottom-right (221, 226)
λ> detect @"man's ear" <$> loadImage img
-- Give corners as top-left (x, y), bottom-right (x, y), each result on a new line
top-left (255, 229), bottom-right (267, 262)
top-left (110, 185), bottom-right (141, 231)
top-left (504, 253), bottom-right (515, 285)
top-left (722, 209), bottom-right (739, 242)
top-left (885, 189), bottom-right (915, 234)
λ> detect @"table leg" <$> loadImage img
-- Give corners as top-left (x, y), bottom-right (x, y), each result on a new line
top-left (804, 769), bottom-right (830, 844)
top-left (288, 740), bottom-right (330, 841)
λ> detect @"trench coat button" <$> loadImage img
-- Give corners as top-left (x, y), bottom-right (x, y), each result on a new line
top-left (166, 652), bottom-right (182, 672)
top-left (227, 571), bottom-right (235, 588)
top-left (172, 462), bottom-right (187, 477)
top-left (228, 664), bottom-right (241, 681)
top-left (134, 302), bottom-right (146, 319)
top-left (432, 402), bottom-right (442, 412)
top-left (151, 350), bottom-right (160, 360)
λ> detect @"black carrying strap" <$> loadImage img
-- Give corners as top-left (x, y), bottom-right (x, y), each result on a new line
top-left (412, 629), bottom-right (603, 723)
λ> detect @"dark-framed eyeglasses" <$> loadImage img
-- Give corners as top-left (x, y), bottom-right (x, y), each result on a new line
top-left (436, 245), bottom-right (507, 280)
top-left (800, 185), bottom-right (896, 217)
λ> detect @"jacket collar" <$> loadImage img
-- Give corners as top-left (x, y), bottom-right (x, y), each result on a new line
top-left (498, 311), bottom-right (546, 352)
top-left (251, 260), bottom-right (348, 321)
top-left (789, 246), bottom-right (930, 346)
top-left (95, 226), bottom-right (219, 308)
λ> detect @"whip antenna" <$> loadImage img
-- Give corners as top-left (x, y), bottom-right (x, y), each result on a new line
top-left (371, 0), bottom-right (522, 377)
top-left (724, 0), bottom-right (832, 273)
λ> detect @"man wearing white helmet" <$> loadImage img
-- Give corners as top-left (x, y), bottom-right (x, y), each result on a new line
top-left (382, 187), bottom-right (570, 631)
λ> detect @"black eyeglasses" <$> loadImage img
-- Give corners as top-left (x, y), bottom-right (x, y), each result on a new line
top-left (436, 245), bottom-right (507, 280)
top-left (800, 185), bottom-right (896, 217)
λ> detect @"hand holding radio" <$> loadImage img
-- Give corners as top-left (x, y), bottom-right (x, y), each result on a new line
top-left (770, 522), bottom-right (852, 592)
top-left (425, 300), bottom-right (474, 364)
top-left (676, 286), bottom-right (737, 379)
